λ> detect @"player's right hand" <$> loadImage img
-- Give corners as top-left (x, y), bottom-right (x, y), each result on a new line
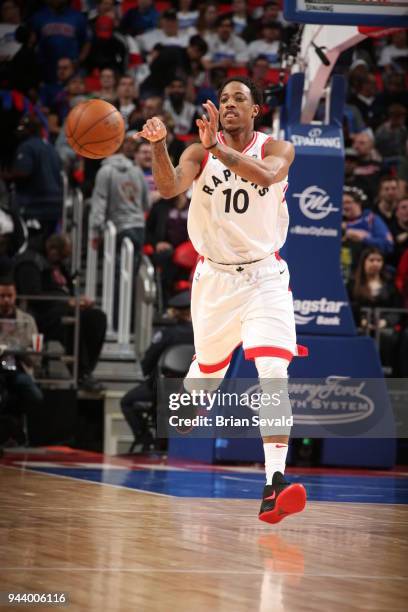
top-left (135, 117), bottom-right (167, 143)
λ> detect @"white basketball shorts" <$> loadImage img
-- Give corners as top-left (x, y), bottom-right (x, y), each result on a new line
top-left (191, 252), bottom-right (308, 373)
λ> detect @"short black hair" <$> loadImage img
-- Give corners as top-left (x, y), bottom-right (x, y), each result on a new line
top-left (188, 34), bottom-right (208, 56)
top-left (218, 76), bottom-right (264, 106)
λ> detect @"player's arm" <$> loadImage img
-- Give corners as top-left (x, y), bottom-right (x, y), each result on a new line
top-left (199, 100), bottom-right (295, 186)
top-left (135, 118), bottom-right (205, 198)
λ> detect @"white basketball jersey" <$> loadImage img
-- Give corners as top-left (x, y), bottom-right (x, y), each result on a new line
top-left (188, 131), bottom-right (289, 264)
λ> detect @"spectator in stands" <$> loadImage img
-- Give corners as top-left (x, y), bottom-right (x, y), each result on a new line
top-left (352, 130), bottom-right (383, 200)
top-left (145, 191), bottom-right (190, 304)
top-left (390, 198), bottom-right (408, 266)
top-left (30, 0), bottom-right (91, 83)
top-left (120, 0), bottom-right (159, 37)
top-left (374, 73), bottom-right (408, 122)
top-left (348, 73), bottom-right (379, 128)
top-left (202, 14), bottom-right (248, 71)
top-left (86, 14), bottom-right (127, 74)
top-left (134, 140), bottom-right (161, 208)
top-left (230, 0), bottom-right (253, 37)
top-left (95, 66), bottom-right (117, 103)
top-left (1, 21), bottom-right (41, 101)
top-left (342, 185), bottom-right (393, 270)
top-left (139, 34), bottom-right (208, 100)
top-left (15, 233), bottom-right (107, 392)
top-left (347, 247), bottom-right (401, 371)
top-left (89, 140), bottom-right (148, 283)
top-left (129, 95), bottom-right (164, 133)
top-left (375, 176), bottom-right (399, 227)
top-left (163, 77), bottom-right (199, 136)
top-left (242, 0), bottom-right (286, 44)
top-left (4, 114), bottom-right (63, 241)
top-left (176, 0), bottom-right (199, 33)
top-left (121, 134), bottom-right (138, 161)
top-left (156, 111), bottom-right (186, 167)
top-left (249, 55), bottom-right (270, 92)
top-left (121, 290), bottom-right (193, 452)
top-left (375, 104), bottom-right (407, 162)
top-left (0, 260), bottom-right (43, 446)
top-left (378, 31), bottom-right (408, 73)
top-left (0, 183), bottom-right (26, 257)
top-left (0, 1), bottom-right (21, 63)
top-left (138, 9), bottom-right (190, 55)
top-left (48, 74), bottom-right (88, 138)
top-left (88, 0), bottom-right (119, 28)
top-left (114, 74), bottom-right (139, 128)
top-left (396, 248), bottom-right (408, 308)
top-left (40, 57), bottom-right (75, 110)
top-left (247, 21), bottom-right (282, 67)
top-left (195, 1), bottom-right (218, 41)
top-left (398, 152), bottom-right (408, 199)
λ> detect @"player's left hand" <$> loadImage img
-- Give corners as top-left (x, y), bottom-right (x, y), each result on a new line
top-left (196, 100), bottom-right (219, 149)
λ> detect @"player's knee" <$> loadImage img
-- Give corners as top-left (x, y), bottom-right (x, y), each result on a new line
top-left (255, 356), bottom-right (289, 380)
top-left (184, 359), bottom-right (228, 393)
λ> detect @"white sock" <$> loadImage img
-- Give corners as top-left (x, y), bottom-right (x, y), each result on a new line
top-left (263, 442), bottom-right (288, 485)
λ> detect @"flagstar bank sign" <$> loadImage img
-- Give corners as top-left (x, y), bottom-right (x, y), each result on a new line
top-left (284, 122), bottom-right (356, 336)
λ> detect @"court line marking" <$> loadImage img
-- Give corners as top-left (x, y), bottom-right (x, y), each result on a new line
top-left (3, 465), bottom-right (408, 504)
top-left (0, 465), bottom-right (171, 498)
top-left (0, 569), bottom-right (407, 579)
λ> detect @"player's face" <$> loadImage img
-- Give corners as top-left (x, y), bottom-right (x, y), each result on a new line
top-left (219, 82), bottom-right (258, 131)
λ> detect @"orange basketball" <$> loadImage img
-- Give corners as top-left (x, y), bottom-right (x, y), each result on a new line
top-left (65, 99), bottom-right (125, 159)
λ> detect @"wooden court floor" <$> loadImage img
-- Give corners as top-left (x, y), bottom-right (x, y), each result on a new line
top-left (1, 465), bottom-right (407, 612)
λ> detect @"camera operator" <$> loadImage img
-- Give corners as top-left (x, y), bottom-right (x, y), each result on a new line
top-left (0, 259), bottom-right (43, 446)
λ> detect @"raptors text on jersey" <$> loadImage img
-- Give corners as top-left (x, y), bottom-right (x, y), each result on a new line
top-left (188, 131), bottom-right (289, 264)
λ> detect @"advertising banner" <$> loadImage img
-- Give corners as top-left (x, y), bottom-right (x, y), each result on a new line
top-left (283, 123), bottom-right (356, 336)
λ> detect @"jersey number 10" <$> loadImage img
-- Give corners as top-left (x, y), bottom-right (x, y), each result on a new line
top-left (223, 189), bottom-right (249, 214)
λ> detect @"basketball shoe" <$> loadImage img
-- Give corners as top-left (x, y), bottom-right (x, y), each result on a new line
top-left (259, 471), bottom-right (306, 524)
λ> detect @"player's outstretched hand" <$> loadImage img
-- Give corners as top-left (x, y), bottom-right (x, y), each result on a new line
top-left (135, 117), bottom-right (167, 142)
top-left (197, 100), bottom-right (219, 149)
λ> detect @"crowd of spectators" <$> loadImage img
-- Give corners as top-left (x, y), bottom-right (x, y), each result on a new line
top-left (0, 0), bottom-right (407, 446)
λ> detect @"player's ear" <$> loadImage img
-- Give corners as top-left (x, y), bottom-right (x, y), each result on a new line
top-left (252, 104), bottom-right (260, 118)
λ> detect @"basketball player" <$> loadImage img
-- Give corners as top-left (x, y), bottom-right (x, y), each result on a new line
top-left (137, 77), bottom-right (307, 524)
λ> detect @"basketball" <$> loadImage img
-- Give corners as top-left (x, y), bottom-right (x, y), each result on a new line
top-left (65, 99), bottom-right (125, 159)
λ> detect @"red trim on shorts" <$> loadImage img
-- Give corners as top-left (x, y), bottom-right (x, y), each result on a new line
top-left (245, 344), bottom-right (309, 362)
top-left (297, 344), bottom-right (309, 357)
top-left (245, 346), bottom-right (294, 362)
top-left (198, 343), bottom-right (242, 373)
top-left (274, 251), bottom-right (281, 261)
top-left (261, 136), bottom-right (274, 159)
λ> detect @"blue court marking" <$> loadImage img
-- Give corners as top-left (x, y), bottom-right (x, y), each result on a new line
top-left (28, 466), bottom-right (408, 504)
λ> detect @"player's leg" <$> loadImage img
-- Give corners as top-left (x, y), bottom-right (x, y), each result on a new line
top-left (240, 256), bottom-right (307, 523)
top-left (186, 257), bottom-right (241, 394)
top-left (254, 356), bottom-right (306, 524)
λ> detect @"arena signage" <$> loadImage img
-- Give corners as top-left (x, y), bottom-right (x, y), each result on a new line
top-left (283, 121), bottom-right (356, 336)
top-left (291, 128), bottom-right (342, 149)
